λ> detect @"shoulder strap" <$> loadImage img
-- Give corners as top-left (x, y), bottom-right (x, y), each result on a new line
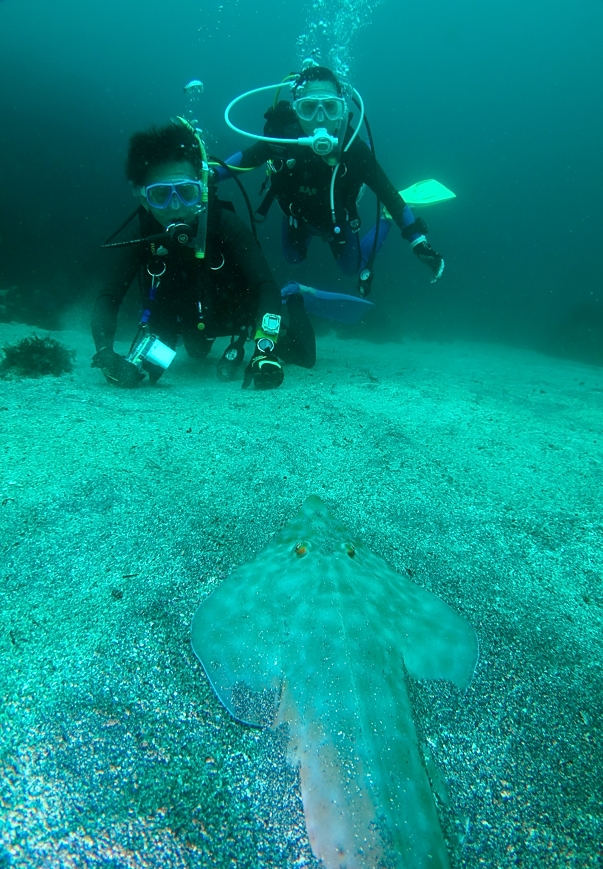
top-left (255, 184), bottom-right (279, 221)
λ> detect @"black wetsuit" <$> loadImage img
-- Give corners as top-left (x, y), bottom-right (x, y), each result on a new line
top-left (218, 104), bottom-right (421, 275)
top-left (92, 203), bottom-right (282, 360)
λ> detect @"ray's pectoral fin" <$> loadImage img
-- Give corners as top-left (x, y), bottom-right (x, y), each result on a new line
top-left (393, 578), bottom-right (479, 689)
top-left (361, 551), bottom-right (478, 690)
top-left (190, 573), bottom-right (285, 727)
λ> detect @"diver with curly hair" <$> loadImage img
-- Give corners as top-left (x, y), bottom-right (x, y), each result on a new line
top-left (91, 119), bottom-right (315, 389)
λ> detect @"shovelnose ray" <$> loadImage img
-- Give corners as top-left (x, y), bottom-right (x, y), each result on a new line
top-left (191, 496), bottom-right (478, 868)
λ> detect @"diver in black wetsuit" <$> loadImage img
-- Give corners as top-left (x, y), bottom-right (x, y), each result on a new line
top-left (91, 119), bottom-right (315, 389)
top-left (216, 66), bottom-right (445, 296)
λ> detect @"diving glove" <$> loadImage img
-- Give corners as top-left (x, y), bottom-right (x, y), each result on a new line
top-left (91, 347), bottom-right (145, 388)
top-left (242, 339), bottom-right (284, 390)
top-left (412, 240), bottom-right (444, 283)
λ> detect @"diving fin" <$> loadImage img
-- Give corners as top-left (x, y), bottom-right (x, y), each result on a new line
top-left (382, 179), bottom-right (456, 219)
top-left (399, 179), bottom-right (456, 207)
top-left (281, 281), bottom-right (374, 325)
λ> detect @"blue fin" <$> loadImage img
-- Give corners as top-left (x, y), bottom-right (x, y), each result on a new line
top-left (281, 281), bottom-right (374, 325)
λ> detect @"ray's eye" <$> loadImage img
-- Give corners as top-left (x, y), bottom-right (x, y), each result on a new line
top-left (294, 541), bottom-right (308, 558)
top-left (346, 544), bottom-right (356, 558)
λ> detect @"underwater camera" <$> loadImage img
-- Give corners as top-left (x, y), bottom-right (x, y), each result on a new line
top-left (127, 334), bottom-right (176, 370)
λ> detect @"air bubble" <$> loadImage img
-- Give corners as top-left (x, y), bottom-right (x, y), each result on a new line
top-left (297, 0), bottom-right (386, 78)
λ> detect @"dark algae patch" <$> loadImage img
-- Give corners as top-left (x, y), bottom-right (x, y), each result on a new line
top-left (0, 335), bottom-right (74, 379)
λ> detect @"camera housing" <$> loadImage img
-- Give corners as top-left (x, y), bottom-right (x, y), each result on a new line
top-left (127, 334), bottom-right (176, 370)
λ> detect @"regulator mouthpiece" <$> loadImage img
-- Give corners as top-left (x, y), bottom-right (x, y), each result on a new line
top-left (312, 127), bottom-right (339, 157)
top-left (165, 222), bottom-right (195, 245)
top-left (304, 128), bottom-right (339, 156)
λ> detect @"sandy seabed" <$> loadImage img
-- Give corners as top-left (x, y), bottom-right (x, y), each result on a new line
top-left (0, 320), bottom-right (602, 869)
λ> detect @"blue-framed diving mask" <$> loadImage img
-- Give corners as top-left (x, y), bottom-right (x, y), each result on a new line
top-left (140, 179), bottom-right (204, 210)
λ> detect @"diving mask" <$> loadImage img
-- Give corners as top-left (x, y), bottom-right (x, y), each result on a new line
top-left (292, 94), bottom-right (346, 124)
top-left (140, 179), bottom-right (203, 210)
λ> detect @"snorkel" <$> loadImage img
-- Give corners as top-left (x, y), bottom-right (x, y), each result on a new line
top-left (174, 116), bottom-right (210, 259)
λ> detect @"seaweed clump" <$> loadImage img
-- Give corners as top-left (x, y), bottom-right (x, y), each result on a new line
top-left (1, 335), bottom-right (75, 378)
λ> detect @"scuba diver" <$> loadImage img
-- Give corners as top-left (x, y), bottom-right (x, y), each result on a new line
top-left (215, 65), bottom-right (445, 296)
top-left (91, 119), bottom-right (316, 389)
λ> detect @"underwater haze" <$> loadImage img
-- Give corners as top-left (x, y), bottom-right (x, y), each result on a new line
top-left (0, 0), bottom-right (602, 354)
top-left (2, 2), bottom-right (603, 868)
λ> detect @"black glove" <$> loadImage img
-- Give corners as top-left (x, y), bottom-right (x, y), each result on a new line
top-left (412, 240), bottom-right (444, 283)
top-left (91, 348), bottom-right (145, 388)
top-left (140, 358), bottom-right (165, 384)
top-left (242, 340), bottom-right (284, 390)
